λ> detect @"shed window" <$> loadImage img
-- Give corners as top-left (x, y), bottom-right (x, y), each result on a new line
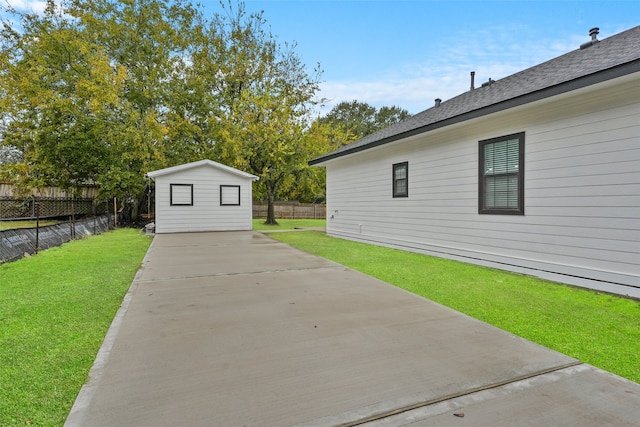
top-left (393, 162), bottom-right (408, 198)
top-left (220, 185), bottom-right (241, 206)
top-left (170, 184), bottom-right (193, 206)
top-left (479, 132), bottom-right (524, 215)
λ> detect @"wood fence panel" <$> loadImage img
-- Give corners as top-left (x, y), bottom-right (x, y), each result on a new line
top-left (253, 203), bottom-right (326, 220)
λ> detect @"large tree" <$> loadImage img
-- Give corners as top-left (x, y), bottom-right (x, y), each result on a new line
top-left (0, 1), bottom-right (128, 195)
top-left (319, 100), bottom-right (411, 140)
top-left (202, 2), bottom-right (322, 224)
top-left (1, 0), bottom-right (325, 222)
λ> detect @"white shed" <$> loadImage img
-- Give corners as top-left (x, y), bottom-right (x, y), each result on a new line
top-left (147, 160), bottom-right (258, 233)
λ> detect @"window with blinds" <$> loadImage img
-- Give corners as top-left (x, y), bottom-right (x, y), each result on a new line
top-left (479, 133), bottom-right (524, 214)
top-left (393, 162), bottom-right (408, 198)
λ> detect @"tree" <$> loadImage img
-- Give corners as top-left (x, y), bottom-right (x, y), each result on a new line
top-left (205, 2), bottom-right (322, 224)
top-left (319, 100), bottom-right (411, 140)
top-left (279, 121), bottom-right (354, 203)
top-left (0, 0), bottom-right (205, 211)
top-left (0, 0), bottom-right (324, 222)
top-left (0, 1), bottom-right (127, 196)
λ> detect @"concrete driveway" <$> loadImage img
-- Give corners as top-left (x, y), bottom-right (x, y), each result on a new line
top-left (65, 231), bottom-right (640, 427)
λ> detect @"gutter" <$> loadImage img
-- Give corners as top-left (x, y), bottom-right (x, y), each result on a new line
top-left (309, 59), bottom-right (640, 166)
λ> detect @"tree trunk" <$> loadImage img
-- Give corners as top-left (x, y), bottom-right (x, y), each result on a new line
top-left (265, 185), bottom-right (278, 225)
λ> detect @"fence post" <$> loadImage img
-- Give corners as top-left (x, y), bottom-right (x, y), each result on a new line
top-left (34, 196), bottom-right (39, 254)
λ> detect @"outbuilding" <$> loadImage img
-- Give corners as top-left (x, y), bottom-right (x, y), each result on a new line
top-left (310, 26), bottom-right (640, 297)
top-left (147, 159), bottom-right (258, 233)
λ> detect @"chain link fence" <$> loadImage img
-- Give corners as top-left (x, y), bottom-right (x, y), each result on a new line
top-left (0, 214), bottom-right (114, 264)
top-left (0, 196), bottom-right (110, 220)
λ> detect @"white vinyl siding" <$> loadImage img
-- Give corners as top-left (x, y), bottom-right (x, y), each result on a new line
top-left (322, 73), bottom-right (640, 293)
top-left (154, 164), bottom-right (253, 233)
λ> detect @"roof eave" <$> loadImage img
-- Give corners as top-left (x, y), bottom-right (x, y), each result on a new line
top-left (309, 59), bottom-right (640, 166)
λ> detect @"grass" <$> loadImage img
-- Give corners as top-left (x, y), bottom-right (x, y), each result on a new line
top-left (268, 231), bottom-right (640, 384)
top-left (0, 229), bottom-right (152, 427)
top-left (0, 220), bottom-right (63, 231)
top-left (252, 218), bottom-right (325, 231)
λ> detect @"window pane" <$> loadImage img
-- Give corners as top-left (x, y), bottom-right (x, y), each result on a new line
top-left (484, 138), bottom-right (519, 176)
top-left (170, 184), bottom-right (193, 206)
top-left (395, 165), bottom-right (407, 180)
top-left (220, 185), bottom-right (240, 206)
top-left (396, 179), bottom-right (406, 195)
top-left (485, 175), bottom-right (518, 209)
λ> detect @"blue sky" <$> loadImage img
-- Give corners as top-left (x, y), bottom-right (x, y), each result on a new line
top-left (5, 0), bottom-right (640, 115)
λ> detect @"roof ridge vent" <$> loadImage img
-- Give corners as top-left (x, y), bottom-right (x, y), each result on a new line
top-left (580, 27), bottom-right (600, 49)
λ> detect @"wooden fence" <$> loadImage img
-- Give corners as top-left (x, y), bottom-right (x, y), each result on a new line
top-left (253, 202), bottom-right (325, 220)
top-left (0, 183), bottom-right (99, 198)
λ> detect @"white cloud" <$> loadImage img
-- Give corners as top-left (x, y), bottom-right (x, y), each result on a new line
top-left (317, 27), bottom-right (594, 116)
top-left (4, 0), bottom-right (47, 14)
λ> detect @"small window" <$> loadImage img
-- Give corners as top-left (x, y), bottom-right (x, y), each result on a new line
top-left (479, 132), bottom-right (524, 215)
top-left (393, 162), bottom-right (408, 198)
top-left (170, 184), bottom-right (193, 206)
top-left (220, 185), bottom-right (241, 206)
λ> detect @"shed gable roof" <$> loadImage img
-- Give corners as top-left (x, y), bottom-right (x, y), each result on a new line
top-left (310, 25), bottom-right (640, 165)
top-left (147, 159), bottom-right (259, 181)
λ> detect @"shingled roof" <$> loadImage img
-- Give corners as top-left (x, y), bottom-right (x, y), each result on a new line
top-left (310, 25), bottom-right (640, 165)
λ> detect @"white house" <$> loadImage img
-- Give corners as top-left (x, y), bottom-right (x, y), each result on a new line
top-left (310, 27), bottom-right (640, 298)
top-left (147, 160), bottom-right (258, 233)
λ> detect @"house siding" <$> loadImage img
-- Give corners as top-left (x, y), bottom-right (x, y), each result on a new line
top-left (154, 164), bottom-right (253, 233)
top-left (324, 73), bottom-right (639, 293)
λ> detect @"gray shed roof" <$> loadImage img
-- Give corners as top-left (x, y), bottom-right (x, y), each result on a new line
top-left (147, 159), bottom-right (259, 180)
top-left (310, 26), bottom-right (640, 166)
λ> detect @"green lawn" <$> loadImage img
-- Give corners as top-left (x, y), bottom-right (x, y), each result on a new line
top-left (0, 229), bottom-right (152, 427)
top-left (269, 231), bottom-right (640, 384)
top-left (252, 218), bottom-right (325, 231)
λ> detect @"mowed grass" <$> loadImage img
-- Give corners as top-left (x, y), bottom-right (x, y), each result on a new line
top-left (0, 229), bottom-right (152, 427)
top-left (269, 231), bottom-right (640, 384)
top-left (252, 218), bottom-right (325, 231)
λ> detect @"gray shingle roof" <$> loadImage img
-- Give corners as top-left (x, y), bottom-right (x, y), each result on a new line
top-left (310, 26), bottom-right (640, 165)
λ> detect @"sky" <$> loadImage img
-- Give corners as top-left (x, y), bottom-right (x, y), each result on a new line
top-left (4, 0), bottom-right (640, 115)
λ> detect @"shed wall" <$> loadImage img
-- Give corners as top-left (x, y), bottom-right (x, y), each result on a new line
top-left (154, 164), bottom-right (253, 233)
top-left (324, 74), bottom-right (640, 294)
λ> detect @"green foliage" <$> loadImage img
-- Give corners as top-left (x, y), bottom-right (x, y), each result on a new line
top-left (270, 231), bottom-right (640, 384)
top-left (204, 2), bottom-right (323, 222)
top-left (319, 100), bottom-right (411, 140)
top-left (0, 229), bottom-right (152, 426)
top-left (0, 1), bottom-right (410, 215)
top-left (0, 0), bottom-right (335, 218)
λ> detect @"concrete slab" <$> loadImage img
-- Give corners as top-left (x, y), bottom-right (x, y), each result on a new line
top-left (365, 364), bottom-right (640, 426)
top-left (66, 231), bottom-right (640, 427)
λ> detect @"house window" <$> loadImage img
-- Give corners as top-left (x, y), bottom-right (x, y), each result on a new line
top-left (220, 185), bottom-right (241, 206)
top-left (479, 132), bottom-right (524, 215)
top-left (393, 162), bottom-right (408, 198)
top-left (170, 184), bottom-right (193, 206)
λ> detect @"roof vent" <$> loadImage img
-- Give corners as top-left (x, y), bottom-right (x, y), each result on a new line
top-left (481, 78), bottom-right (494, 88)
top-left (470, 71), bottom-right (476, 91)
top-left (434, 98), bottom-right (442, 107)
top-left (580, 27), bottom-right (600, 49)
